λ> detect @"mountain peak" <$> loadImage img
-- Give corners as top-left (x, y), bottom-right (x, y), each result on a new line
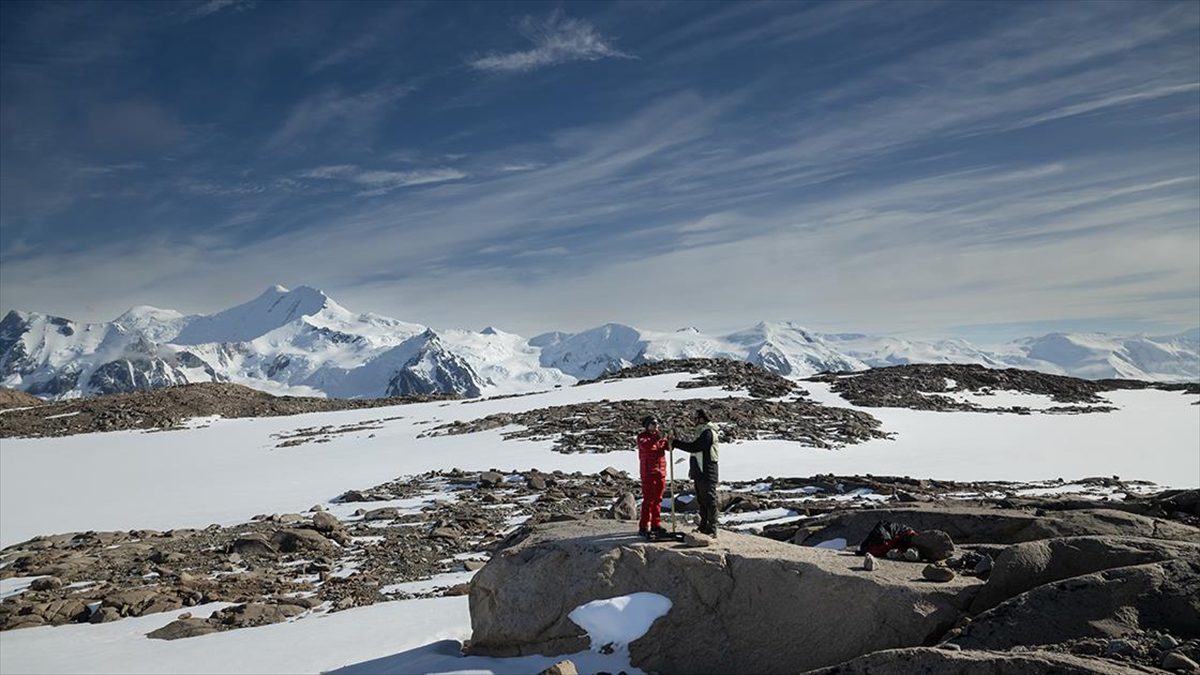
top-left (172, 285), bottom-right (339, 345)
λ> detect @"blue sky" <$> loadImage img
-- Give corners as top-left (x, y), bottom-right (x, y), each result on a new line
top-left (1, 0), bottom-right (1197, 339)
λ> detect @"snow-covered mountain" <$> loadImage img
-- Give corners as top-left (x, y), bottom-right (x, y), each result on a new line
top-left (2, 285), bottom-right (1196, 400)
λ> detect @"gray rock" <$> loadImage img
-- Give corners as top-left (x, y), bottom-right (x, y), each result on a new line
top-left (806, 646), bottom-right (1161, 674)
top-left (30, 576), bottom-right (63, 591)
top-left (902, 548), bottom-right (920, 562)
top-left (798, 506), bottom-right (1200, 548)
top-left (682, 531), bottom-right (715, 548)
top-left (89, 606), bottom-right (121, 624)
top-left (607, 493), bottom-right (638, 521)
top-left (229, 533), bottom-right (277, 557)
top-left (479, 471), bottom-right (504, 488)
top-left (271, 528), bottom-right (336, 554)
top-left (912, 530), bottom-right (955, 561)
top-left (923, 564), bottom-right (955, 582)
top-left (956, 559), bottom-right (1200, 651)
top-left (863, 553), bottom-right (877, 571)
top-left (146, 618), bottom-right (219, 640)
top-left (973, 554), bottom-right (994, 576)
top-left (363, 507), bottom-right (400, 521)
top-left (1105, 638), bottom-right (1134, 656)
top-left (466, 520), bottom-right (979, 674)
top-left (1160, 634), bottom-right (1181, 650)
top-left (1162, 652), bottom-right (1200, 673)
top-left (970, 536), bottom-right (1200, 613)
top-left (310, 511), bottom-right (342, 533)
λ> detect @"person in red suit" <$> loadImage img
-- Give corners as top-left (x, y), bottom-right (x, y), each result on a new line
top-left (636, 415), bottom-right (670, 540)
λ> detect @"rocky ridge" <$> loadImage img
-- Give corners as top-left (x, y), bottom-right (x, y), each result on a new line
top-left (812, 363), bottom-right (1199, 413)
top-left (428, 395), bottom-right (888, 454)
top-left (0, 382), bottom-right (453, 438)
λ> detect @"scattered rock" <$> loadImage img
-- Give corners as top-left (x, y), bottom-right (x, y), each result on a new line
top-left (270, 528), bottom-right (336, 554)
top-left (29, 576), bottom-right (63, 591)
top-left (1162, 652), bottom-right (1200, 673)
top-left (363, 507), bottom-right (400, 521)
top-left (538, 660), bottom-right (579, 675)
top-left (912, 530), bottom-right (955, 561)
top-left (682, 531), bottom-right (715, 548)
top-left (310, 511), bottom-right (342, 533)
top-left (923, 564), bottom-right (955, 582)
top-left (146, 618), bottom-right (220, 641)
top-left (89, 607), bottom-right (121, 624)
top-left (862, 553), bottom-right (877, 571)
top-left (230, 533), bottom-right (277, 557)
top-left (607, 493), bottom-right (638, 521)
top-left (479, 471), bottom-right (504, 488)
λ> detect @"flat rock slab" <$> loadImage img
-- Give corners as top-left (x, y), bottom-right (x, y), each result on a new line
top-left (799, 505), bottom-right (1200, 548)
top-left (971, 536), bottom-right (1200, 613)
top-left (468, 520), bottom-right (981, 675)
top-left (807, 646), bottom-right (1161, 674)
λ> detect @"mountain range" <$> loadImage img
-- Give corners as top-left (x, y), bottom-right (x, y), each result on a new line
top-left (2, 285), bottom-right (1196, 400)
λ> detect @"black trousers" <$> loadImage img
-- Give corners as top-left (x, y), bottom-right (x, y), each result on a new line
top-left (694, 467), bottom-right (719, 533)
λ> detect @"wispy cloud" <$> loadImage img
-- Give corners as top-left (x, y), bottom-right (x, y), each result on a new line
top-left (191, 0), bottom-right (254, 18)
top-left (468, 11), bottom-right (633, 73)
top-left (299, 164), bottom-right (467, 196)
top-left (265, 84), bottom-right (415, 151)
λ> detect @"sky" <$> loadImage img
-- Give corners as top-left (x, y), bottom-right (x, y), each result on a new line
top-left (1, 0), bottom-right (1198, 339)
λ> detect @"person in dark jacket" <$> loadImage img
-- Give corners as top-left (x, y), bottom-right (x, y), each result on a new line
top-left (636, 415), bottom-right (670, 540)
top-left (671, 408), bottom-right (720, 537)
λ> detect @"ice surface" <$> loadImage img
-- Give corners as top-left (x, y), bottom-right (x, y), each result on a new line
top-left (568, 592), bottom-right (673, 650)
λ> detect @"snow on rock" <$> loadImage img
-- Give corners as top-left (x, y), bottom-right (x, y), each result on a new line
top-left (567, 592), bottom-right (673, 651)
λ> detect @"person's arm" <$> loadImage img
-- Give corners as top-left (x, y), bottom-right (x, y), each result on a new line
top-left (672, 429), bottom-right (713, 454)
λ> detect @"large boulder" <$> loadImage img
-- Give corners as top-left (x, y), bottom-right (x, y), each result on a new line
top-left (467, 520), bottom-right (980, 674)
top-left (798, 506), bottom-right (1200, 548)
top-left (808, 646), bottom-right (1160, 674)
top-left (955, 559), bottom-right (1200, 650)
top-left (971, 536), bottom-right (1200, 613)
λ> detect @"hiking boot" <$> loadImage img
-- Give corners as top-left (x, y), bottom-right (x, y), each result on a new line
top-left (638, 529), bottom-right (651, 541)
top-left (651, 526), bottom-right (670, 537)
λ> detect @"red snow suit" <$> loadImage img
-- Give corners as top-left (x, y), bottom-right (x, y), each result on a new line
top-left (637, 431), bottom-right (669, 530)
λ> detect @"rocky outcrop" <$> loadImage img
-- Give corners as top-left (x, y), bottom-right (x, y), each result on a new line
top-left (808, 363), bottom-right (1170, 412)
top-left (797, 505), bottom-right (1200, 548)
top-left (467, 520), bottom-right (981, 674)
top-left (971, 536), bottom-right (1200, 613)
top-left (809, 646), bottom-right (1161, 674)
top-left (0, 382), bottom-right (452, 438)
top-left (0, 387), bottom-right (43, 410)
top-left (955, 559), bottom-right (1200, 650)
top-left (386, 330), bottom-right (484, 398)
top-left (582, 358), bottom-right (800, 398)
top-left (432, 395), bottom-right (887, 454)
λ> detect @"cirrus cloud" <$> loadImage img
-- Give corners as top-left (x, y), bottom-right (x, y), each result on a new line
top-left (469, 11), bottom-right (633, 73)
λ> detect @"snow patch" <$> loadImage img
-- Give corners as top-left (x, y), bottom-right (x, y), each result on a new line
top-left (568, 592), bottom-right (673, 651)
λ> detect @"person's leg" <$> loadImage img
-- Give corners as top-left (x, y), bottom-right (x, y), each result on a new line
top-left (695, 476), bottom-right (711, 532)
top-left (647, 473), bottom-right (665, 530)
top-left (639, 473), bottom-right (652, 533)
top-left (703, 476), bottom-right (719, 535)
